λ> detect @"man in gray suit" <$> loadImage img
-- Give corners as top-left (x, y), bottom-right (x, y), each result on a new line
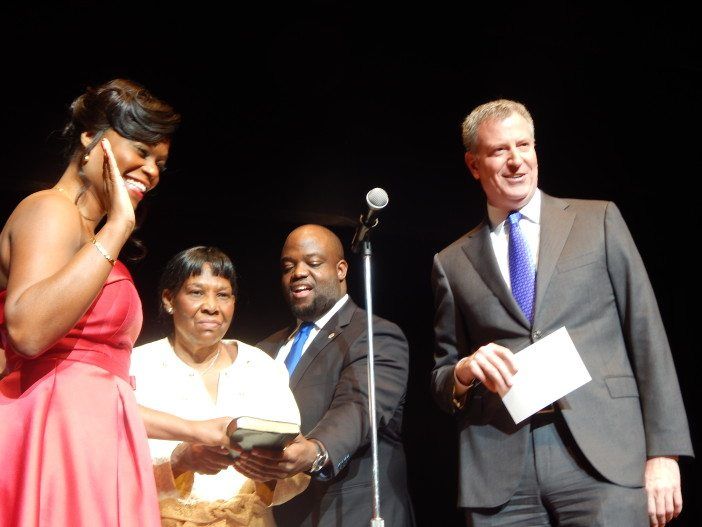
top-left (235, 225), bottom-right (414, 527)
top-left (431, 99), bottom-right (693, 526)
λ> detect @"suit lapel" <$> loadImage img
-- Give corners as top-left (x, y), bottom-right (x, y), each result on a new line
top-left (288, 299), bottom-right (354, 389)
top-left (534, 194), bottom-right (575, 322)
top-left (462, 222), bottom-right (531, 328)
top-left (262, 327), bottom-right (293, 360)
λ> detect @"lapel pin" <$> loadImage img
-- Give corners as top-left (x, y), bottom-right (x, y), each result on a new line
top-left (328, 332), bottom-right (337, 339)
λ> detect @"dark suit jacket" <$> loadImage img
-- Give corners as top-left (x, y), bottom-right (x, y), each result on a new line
top-left (430, 193), bottom-right (693, 508)
top-left (257, 298), bottom-right (414, 527)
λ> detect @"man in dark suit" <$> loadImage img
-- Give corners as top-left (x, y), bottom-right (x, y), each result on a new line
top-left (234, 224), bottom-right (414, 527)
top-left (430, 99), bottom-right (693, 526)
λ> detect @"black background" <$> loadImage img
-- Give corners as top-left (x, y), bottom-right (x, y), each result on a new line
top-left (2, 3), bottom-right (699, 525)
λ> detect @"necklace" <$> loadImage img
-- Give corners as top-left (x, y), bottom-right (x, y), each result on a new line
top-left (169, 339), bottom-right (223, 376)
top-left (55, 186), bottom-right (101, 241)
top-left (195, 345), bottom-right (221, 376)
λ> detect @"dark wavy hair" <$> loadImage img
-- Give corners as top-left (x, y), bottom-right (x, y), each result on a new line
top-left (62, 79), bottom-right (181, 260)
top-left (158, 246), bottom-right (239, 330)
top-left (62, 78), bottom-right (180, 161)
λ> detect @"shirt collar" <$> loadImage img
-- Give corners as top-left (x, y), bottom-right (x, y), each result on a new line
top-left (290, 294), bottom-right (349, 338)
top-left (487, 188), bottom-right (542, 233)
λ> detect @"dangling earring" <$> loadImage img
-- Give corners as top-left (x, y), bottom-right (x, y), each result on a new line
top-left (166, 306), bottom-right (174, 314)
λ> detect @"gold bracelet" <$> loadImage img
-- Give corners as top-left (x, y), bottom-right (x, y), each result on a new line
top-left (91, 237), bottom-right (116, 266)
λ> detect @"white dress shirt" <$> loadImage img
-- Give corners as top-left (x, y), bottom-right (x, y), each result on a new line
top-left (487, 189), bottom-right (542, 289)
top-left (275, 294), bottom-right (349, 367)
top-left (130, 338), bottom-right (300, 501)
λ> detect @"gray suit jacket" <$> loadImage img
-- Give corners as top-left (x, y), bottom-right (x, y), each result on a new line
top-left (257, 298), bottom-right (414, 527)
top-left (430, 193), bottom-right (693, 508)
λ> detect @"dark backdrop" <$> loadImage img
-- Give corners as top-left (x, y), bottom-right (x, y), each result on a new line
top-left (2, 4), bottom-right (699, 525)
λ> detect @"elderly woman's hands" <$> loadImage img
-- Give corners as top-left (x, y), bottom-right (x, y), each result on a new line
top-left (169, 416), bottom-right (236, 477)
top-left (171, 443), bottom-right (234, 477)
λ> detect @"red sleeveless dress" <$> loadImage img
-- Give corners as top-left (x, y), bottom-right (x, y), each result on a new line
top-left (0, 261), bottom-right (160, 527)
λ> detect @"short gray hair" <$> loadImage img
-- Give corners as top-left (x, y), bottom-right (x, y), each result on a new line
top-left (461, 99), bottom-right (534, 152)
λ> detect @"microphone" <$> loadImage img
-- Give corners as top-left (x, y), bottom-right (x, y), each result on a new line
top-left (351, 188), bottom-right (389, 253)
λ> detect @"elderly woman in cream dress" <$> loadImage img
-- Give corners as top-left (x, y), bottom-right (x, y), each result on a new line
top-left (131, 247), bottom-right (307, 526)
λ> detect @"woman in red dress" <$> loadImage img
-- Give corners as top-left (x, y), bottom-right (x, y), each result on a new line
top-left (0, 79), bottom-right (231, 526)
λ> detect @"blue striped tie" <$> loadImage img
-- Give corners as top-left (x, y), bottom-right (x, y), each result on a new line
top-left (507, 211), bottom-right (536, 323)
top-left (284, 322), bottom-right (315, 375)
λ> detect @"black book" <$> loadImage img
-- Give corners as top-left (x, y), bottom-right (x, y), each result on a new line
top-left (227, 416), bottom-right (300, 457)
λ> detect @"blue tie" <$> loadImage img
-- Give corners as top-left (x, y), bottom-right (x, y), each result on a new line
top-left (284, 322), bottom-right (315, 375)
top-left (507, 211), bottom-right (536, 323)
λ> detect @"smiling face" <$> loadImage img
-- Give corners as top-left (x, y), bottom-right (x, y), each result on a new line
top-left (465, 112), bottom-right (538, 211)
top-left (162, 264), bottom-right (235, 352)
top-left (82, 129), bottom-right (170, 208)
top-left (280, 225), bottom-right (348, 322)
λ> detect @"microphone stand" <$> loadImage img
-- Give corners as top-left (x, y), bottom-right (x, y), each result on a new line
top-left (361, 239), bottom-right (384, 527)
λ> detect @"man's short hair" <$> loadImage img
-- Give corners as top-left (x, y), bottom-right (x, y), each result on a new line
top-left (461, 99), bottom-right (534, 152)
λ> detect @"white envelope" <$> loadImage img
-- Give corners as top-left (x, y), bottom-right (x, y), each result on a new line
top-left (502, 327), bottom-right (591, 424)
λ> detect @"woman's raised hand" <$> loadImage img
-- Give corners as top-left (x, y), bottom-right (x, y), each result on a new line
top-left (100, 138), bottom-right (135, 231)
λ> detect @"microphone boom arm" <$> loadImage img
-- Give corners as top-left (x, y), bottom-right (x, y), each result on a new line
top-left (351, 214), bottom-right (380, 254)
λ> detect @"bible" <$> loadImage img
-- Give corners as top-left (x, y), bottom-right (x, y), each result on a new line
top-left (227, 416), bottom-right (300, 457)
